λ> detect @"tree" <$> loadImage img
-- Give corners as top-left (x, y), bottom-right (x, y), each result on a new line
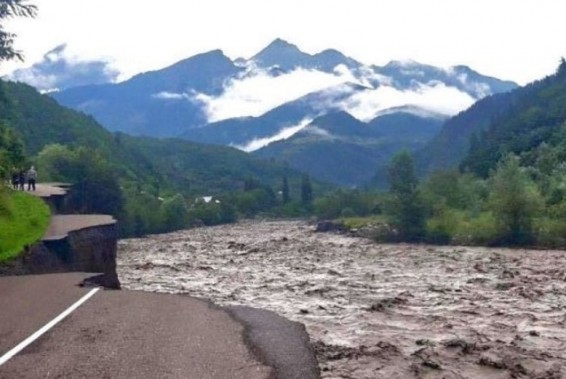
top-left (37, 144), bottom-right (124, 216)
top-left (301, 173), bottom-right (313, 206)
top-left (281, 175), bottom-right (290, 204)
top-left (160, 194), bottom-right (188, 231)
top-left (557, 57), bottom-right (566, 76)
top-left (488, 154), bottom-right (542, 245)
top-left (0, 0), bottom-right (37, 62)
top-left (0, 122), bottom-right (25, 218)
top-left (244, 176), bottom-right (260, 191)
top-left (0, 122), bottom-right (26, 177)
top-left (387, 151), bottom-right (425, 242)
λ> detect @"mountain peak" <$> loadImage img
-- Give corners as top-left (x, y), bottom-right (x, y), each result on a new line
top-left (127, 48), bottom-right (238, 94)
top-left (267, 38), bottom-right (298, 49)
top-left (383, 59), bottom-right (422, 69)
top-left (316, 48), bottom-right (346, 58)
top-left (194, 49), bottom-right (230, 62)
top-left (313, 49), bottom-right (361, 71)
top-left (255, 38), bottom-right (303, 57)
top-left (252, 38), bottom-right (310, 70)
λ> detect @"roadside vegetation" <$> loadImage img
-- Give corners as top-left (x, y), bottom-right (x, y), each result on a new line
top-left (320, 146), bottom-right (566, 248)
top-left (0, 190), bottom-right (50, 262)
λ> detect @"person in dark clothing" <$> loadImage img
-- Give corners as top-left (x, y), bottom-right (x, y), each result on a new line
top-left (11, 170), bottom-right (19, 189)
top-left (27, 166), bottom-right (37, 191)
top-left (18, 170), bottom-right (25, 191)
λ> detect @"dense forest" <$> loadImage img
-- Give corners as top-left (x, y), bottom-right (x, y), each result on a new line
top-left (330, 60), bottom-right (566, 248)
top-left (0, 80), bottom-right (330, 236)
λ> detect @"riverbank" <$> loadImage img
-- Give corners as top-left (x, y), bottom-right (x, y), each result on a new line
top-left (118, 220), bottom-right (566, 378)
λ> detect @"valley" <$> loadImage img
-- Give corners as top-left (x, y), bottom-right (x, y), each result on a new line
top-left (3, 3), bottom-right (566, 379)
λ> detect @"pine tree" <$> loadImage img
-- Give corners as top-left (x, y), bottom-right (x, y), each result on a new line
top-left (557, 57), bottom-right (566, 76)
top-left (387, 151), bottom-right (425, 242)
top-left (301, 174), bottom-right (313, 206)
top-left (488, 154), bottom-right (542, 245)
top-left (282, 175), bottom-right (290, 204)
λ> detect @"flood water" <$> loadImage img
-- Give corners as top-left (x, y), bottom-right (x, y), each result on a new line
top-left (118, 220), bottom-right (566, 378)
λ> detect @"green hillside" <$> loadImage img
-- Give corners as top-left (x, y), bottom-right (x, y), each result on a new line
top-left (403, 60), bottom-right (566, 247)
top-left (419, 61), bottom-right (566, 176)
top-left (0, 80), bottom-right (326, 236)
top-left (256, 111), bottom-right (443, 187)
top-left (461, 60), bottom-right (566, 176)
top-left (308, 61), bottom-right (566, 248)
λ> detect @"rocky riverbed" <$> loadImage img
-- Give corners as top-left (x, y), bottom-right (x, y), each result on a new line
top-left (118, 220), bottom-right (566, 378)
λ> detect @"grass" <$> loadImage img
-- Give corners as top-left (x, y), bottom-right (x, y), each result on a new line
top-left (339, 215), bottom-right (388, 229)
top-left (0, 189), bottom-right (51, 263)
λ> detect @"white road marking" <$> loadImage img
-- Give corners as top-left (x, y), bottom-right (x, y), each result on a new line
top-left (0, 287), bottom-right (100, 366)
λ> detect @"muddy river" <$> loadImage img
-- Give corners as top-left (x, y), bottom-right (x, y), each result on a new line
top-left (118, 220), bottom-right (566, 378)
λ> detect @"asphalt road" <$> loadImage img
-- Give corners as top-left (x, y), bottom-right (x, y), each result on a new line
top-left (0, 273), bottom-right (94, 358)
top-left (0, 274), bottom-right (272, 379)
top-left (43, 214), bottom-right (116, 240)
top-left (1, 184), bottom-right (319, 377)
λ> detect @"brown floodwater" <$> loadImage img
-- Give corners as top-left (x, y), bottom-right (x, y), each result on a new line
top-left (118, 220), bottom-right (566, 378)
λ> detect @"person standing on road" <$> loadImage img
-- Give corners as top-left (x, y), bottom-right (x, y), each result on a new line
top-left (11, 169), bottom-right (19, 189)
top-left (18, 170), bottom-right (25, 191)
top-left (27, 166), bottom-right (37, 191)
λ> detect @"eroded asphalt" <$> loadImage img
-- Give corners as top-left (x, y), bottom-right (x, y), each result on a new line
top-left (0, 273), bottom-right (319, 379)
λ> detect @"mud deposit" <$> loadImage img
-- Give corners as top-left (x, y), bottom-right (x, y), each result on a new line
top-left (118, 220), bottom-right (566, 378)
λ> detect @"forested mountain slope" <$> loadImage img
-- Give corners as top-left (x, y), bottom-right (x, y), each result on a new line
top-left (256, 111), bottom-right (443, 186)
top-left (0, 80), bottom-right (311, 194)
top-left (0, 80), bottom-right (323, 235)
top-left (461, 60), bottom-right (566, 176)
top-left (419, 60), bottom-right (566, 175)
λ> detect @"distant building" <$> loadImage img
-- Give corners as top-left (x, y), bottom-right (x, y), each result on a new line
top-left (195, 196), bottom-right (220, 204)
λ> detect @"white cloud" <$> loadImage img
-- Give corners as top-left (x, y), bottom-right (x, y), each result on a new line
top-left (307, 83), bottom-right (359, 114)
top-left (456, 73), bottom-right (492, 98)
top-left (5, 44), bottom-right (119, 91)
top-left (233, 118), bottom-right (313, 152)
top-left (194, 67), bottom-right (360, 122)
top-left (337, 82), bottom-right (476, 121)
top-left (374, 106), bottom-right (448, 120)
top-left (152, 91), bottom-right (192, 100)
top-left (358, 65), bottom-right (393, 87)
top-left (185, 62), bottom-right (477, 125)
top-left (302, 125), bottom-right (334, 138)
top-left (189, 54), bottom-right (483, 126)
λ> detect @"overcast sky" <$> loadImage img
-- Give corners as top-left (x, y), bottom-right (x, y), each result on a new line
top-left (1, 0), bottom-right (565, 85)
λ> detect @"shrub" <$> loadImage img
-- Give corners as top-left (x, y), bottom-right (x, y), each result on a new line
top-left (425, 207), bottom-right (461, 244)
top-left (533, 217), bottom-right (566, 248)
top-left (451, 212), bottom-right (499, 246)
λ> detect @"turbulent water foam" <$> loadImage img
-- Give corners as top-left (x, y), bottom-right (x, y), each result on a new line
top-left (118, 220), bottom-right (566, 379)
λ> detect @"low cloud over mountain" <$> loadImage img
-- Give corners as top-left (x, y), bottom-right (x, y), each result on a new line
top-left (41, 39), bottom-right (519, 186)
top-left (191, 64), bottom-right (355, 122)
top-left (187, 55), bottom-right (484, 125)
top-left (50, 39), bottom-right (517, 147)
top-left (5, 44), bottom-right (119, 91)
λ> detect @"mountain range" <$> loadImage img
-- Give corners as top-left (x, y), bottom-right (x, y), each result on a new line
top-left (11, 39), bottom-right (519, 186)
